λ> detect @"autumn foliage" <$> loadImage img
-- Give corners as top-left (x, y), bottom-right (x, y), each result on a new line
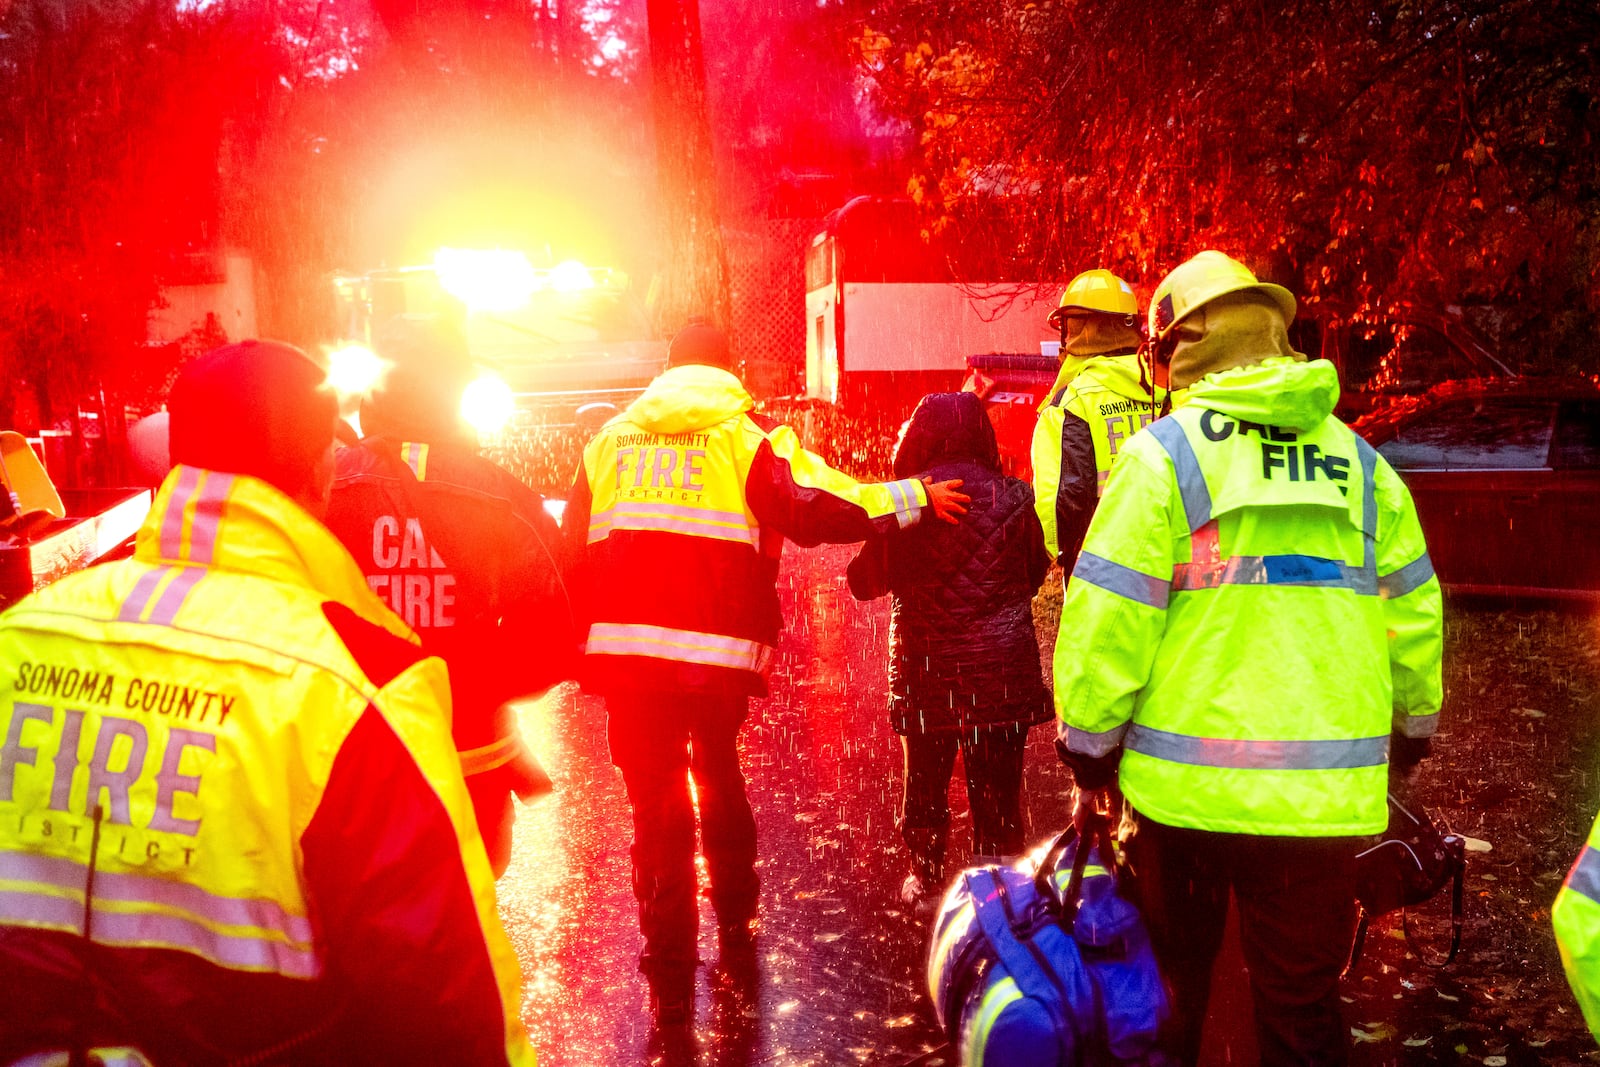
top-left (851, 0), bottom-right (1600, 368)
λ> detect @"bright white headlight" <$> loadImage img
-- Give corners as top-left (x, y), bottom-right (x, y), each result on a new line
top-left (461, 373), bottom-right (516, 436)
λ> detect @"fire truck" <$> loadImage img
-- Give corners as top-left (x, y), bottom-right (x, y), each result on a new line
top-left (330, 250), bottom-right (668, 437)
top-left (804, 197), bottom-right (1056, 417)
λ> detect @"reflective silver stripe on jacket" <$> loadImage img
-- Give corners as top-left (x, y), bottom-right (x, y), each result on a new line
top-left (1379, 553), bottom-right (1436, 598)
top-left (1153, 416), bottom-right (1380, 597)
top-left (1073, 552), bottom-right (1170, 609)
top-left (1062, 722), bottom-right (1129, 758)
top-left (1173, 551), bottom-right (1374, 592)
top-left (1126, 723), bottom-right (1388, 769)
top-left (1393, 711), bottom-right (1439, 738)
top-left (586, 621), bottom-right (771, 672)
top-left (1568, 845), bottom-right (1600, 905)
top-left (1147, 418), bottom-right (1211, 532)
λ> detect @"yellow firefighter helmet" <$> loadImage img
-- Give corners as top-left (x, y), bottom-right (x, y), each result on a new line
top-left (1148, 250), bottom-right (1296, 342)
top-left (1046, 268), bottom-right (1139, 330)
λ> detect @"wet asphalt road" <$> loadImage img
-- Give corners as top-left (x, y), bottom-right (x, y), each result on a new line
top-left (496, 541), bottom-right (1075, 1066)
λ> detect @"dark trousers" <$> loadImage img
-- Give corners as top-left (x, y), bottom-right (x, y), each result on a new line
top-left (1125, 814), bottom-right (1360, 1067)
top-left (605, 691), bottom-right (759, 991)
top-left (901, 724), bottom-right (1028, 858)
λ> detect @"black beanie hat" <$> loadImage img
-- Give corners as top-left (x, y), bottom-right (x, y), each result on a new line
top-left (167, 340), bottom-right (337, 497)
top-left (666, 322), bottom-right (732, 369)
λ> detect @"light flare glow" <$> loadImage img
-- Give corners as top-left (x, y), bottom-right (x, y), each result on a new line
top-left (434, 248), bottom-right (539, 313)
top-left (461, 372), bottom-right (516, 437)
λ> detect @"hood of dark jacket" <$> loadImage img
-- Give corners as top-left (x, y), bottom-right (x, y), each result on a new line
top-left (893, 392), bottom-right (1001, 477)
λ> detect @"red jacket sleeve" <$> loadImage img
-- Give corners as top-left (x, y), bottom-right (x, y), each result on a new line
top-left (305, 605), bottom-right (533, 1066)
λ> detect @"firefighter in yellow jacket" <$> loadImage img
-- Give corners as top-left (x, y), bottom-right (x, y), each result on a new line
top-left (1555, 805), bottom-right (1600, 1038)
top-left (0, 341), bottom-right (534, 1066)
top-left (1054, 252), bottom-right (1444, 1065)
top-left (562, 323), bottom-right (969, 1025)
top-left (1030, 268), bottom-right (1166, 566)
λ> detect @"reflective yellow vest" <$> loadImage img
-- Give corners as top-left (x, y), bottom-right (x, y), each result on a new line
top-left (1031, 354), bottom-right (1163, 561)
top-left (0, 466), bottom-right (534, 1064)
top-left (569, 364), bottom-right (927, 691)
top-left (1054, 359), bottom-right (1443, 836)
top-left (1555, 819), bottom-right (1600, 1038)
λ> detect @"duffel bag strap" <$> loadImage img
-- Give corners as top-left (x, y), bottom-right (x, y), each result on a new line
top-left (967, 869), bottom-right (1075, 1063)
top-left (1030, 811), bottom-right (1113, 915)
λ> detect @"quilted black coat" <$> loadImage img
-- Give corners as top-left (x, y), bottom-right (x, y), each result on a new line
top-left (848, 392), bottom-right (1051, 735)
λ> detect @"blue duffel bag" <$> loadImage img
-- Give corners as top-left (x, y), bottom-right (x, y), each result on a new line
top-left (927, 813), bottom-right (1173, 1066)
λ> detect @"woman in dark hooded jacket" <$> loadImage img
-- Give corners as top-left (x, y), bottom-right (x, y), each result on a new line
top-left (848, 391), bottom-right (1051, 910)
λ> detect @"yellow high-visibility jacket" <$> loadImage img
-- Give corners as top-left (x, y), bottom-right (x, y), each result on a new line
top-left (1031, 353), bottom-right (1164, 564)
top-left (563, 363), bottom-right (929, 697)
top-left (1054, 359), bottom-right (1443, 836)
top-left (1555, 817), bottom-right (1600, 1038)
top-left (0, 466), bottom-right (534, 1066)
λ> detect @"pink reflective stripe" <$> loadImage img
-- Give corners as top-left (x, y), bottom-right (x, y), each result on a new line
top-left (94, 907), bottom-right (319, 978)
top-left (0, 884), bottom-right (319, 978)
top-left (402, 441), bottom-right (428, 480)
top-left (2, 850), bottom-right (314, 943)
top-left (145, 566), bottom-right (206, 626)
top-left (116, 566), bottom-right (173, 623)
top-left (184, 473), bottom-right (233, 564)
top-left (585, 622), bottom-right (769, 671)
top-left (159, 466), bottom-right (203, 560)
top-left (156, 468), bottom-right (232, 565)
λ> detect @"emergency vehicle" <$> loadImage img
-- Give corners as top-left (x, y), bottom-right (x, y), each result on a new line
top-left (804, 197), bottom-right (1055, 413)
top-left (330, 250), bottom-right (668, 437)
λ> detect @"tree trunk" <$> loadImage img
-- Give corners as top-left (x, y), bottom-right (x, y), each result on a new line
top-left (646, 0), bottom-right (731, 337)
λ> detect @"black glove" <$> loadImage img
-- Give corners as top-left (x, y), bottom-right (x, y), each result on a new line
top-left (1056, 736), bottom-right (1121, 791)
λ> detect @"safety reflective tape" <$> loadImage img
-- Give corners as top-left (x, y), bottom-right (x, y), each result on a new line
top-left (1126, 724), bottom-right (1388, 770)
top-left (967, 976), bottom-right (1023, 1067)
top-left (0, 886), bottom-right (319, 978)
top-left (116, 566), bottom-right (174, 623)
top-left (1062, 722), bottom-right (1129, 758)
top-left (460, 734), bottom-right (522, 777)
top-left (587, 502), bottom-right (754, 545)
top-left (886, 478), bottom-right (921, 529)
top-left (1567, 846), bottom-right (1600, 905)
top-left (1073, 552), bottom-right (1170, 609)
top-left (1379, 553), bottom-right (1435, 598)
top-left (158, 468), bottom-right (233, 566)
top-left (1355, 437), bottom-right (1379, 540)
top-left (1394, 711), bottom-right (1439, 739)
top-left (586, 622), bottom-right (771, 672)
top-left (116, 564), bottom-right (209, 626)
top-left (1148, 418), bottom-right (1211, 532)
top-left (1053, 865), bottom-right (1112, 893)
top-left (158, 466), bottom-right (201, 560)
top-left (145, 566), bottom-right (207, 625)
top-left (1172, 553), bottom-right (1373, 593)
top-left (1355, 436), bottom-right (1381, 584)
top-left (0, 850), bottom-right (315, 946)
top-left (402, 441), bottom-right (429, 481)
